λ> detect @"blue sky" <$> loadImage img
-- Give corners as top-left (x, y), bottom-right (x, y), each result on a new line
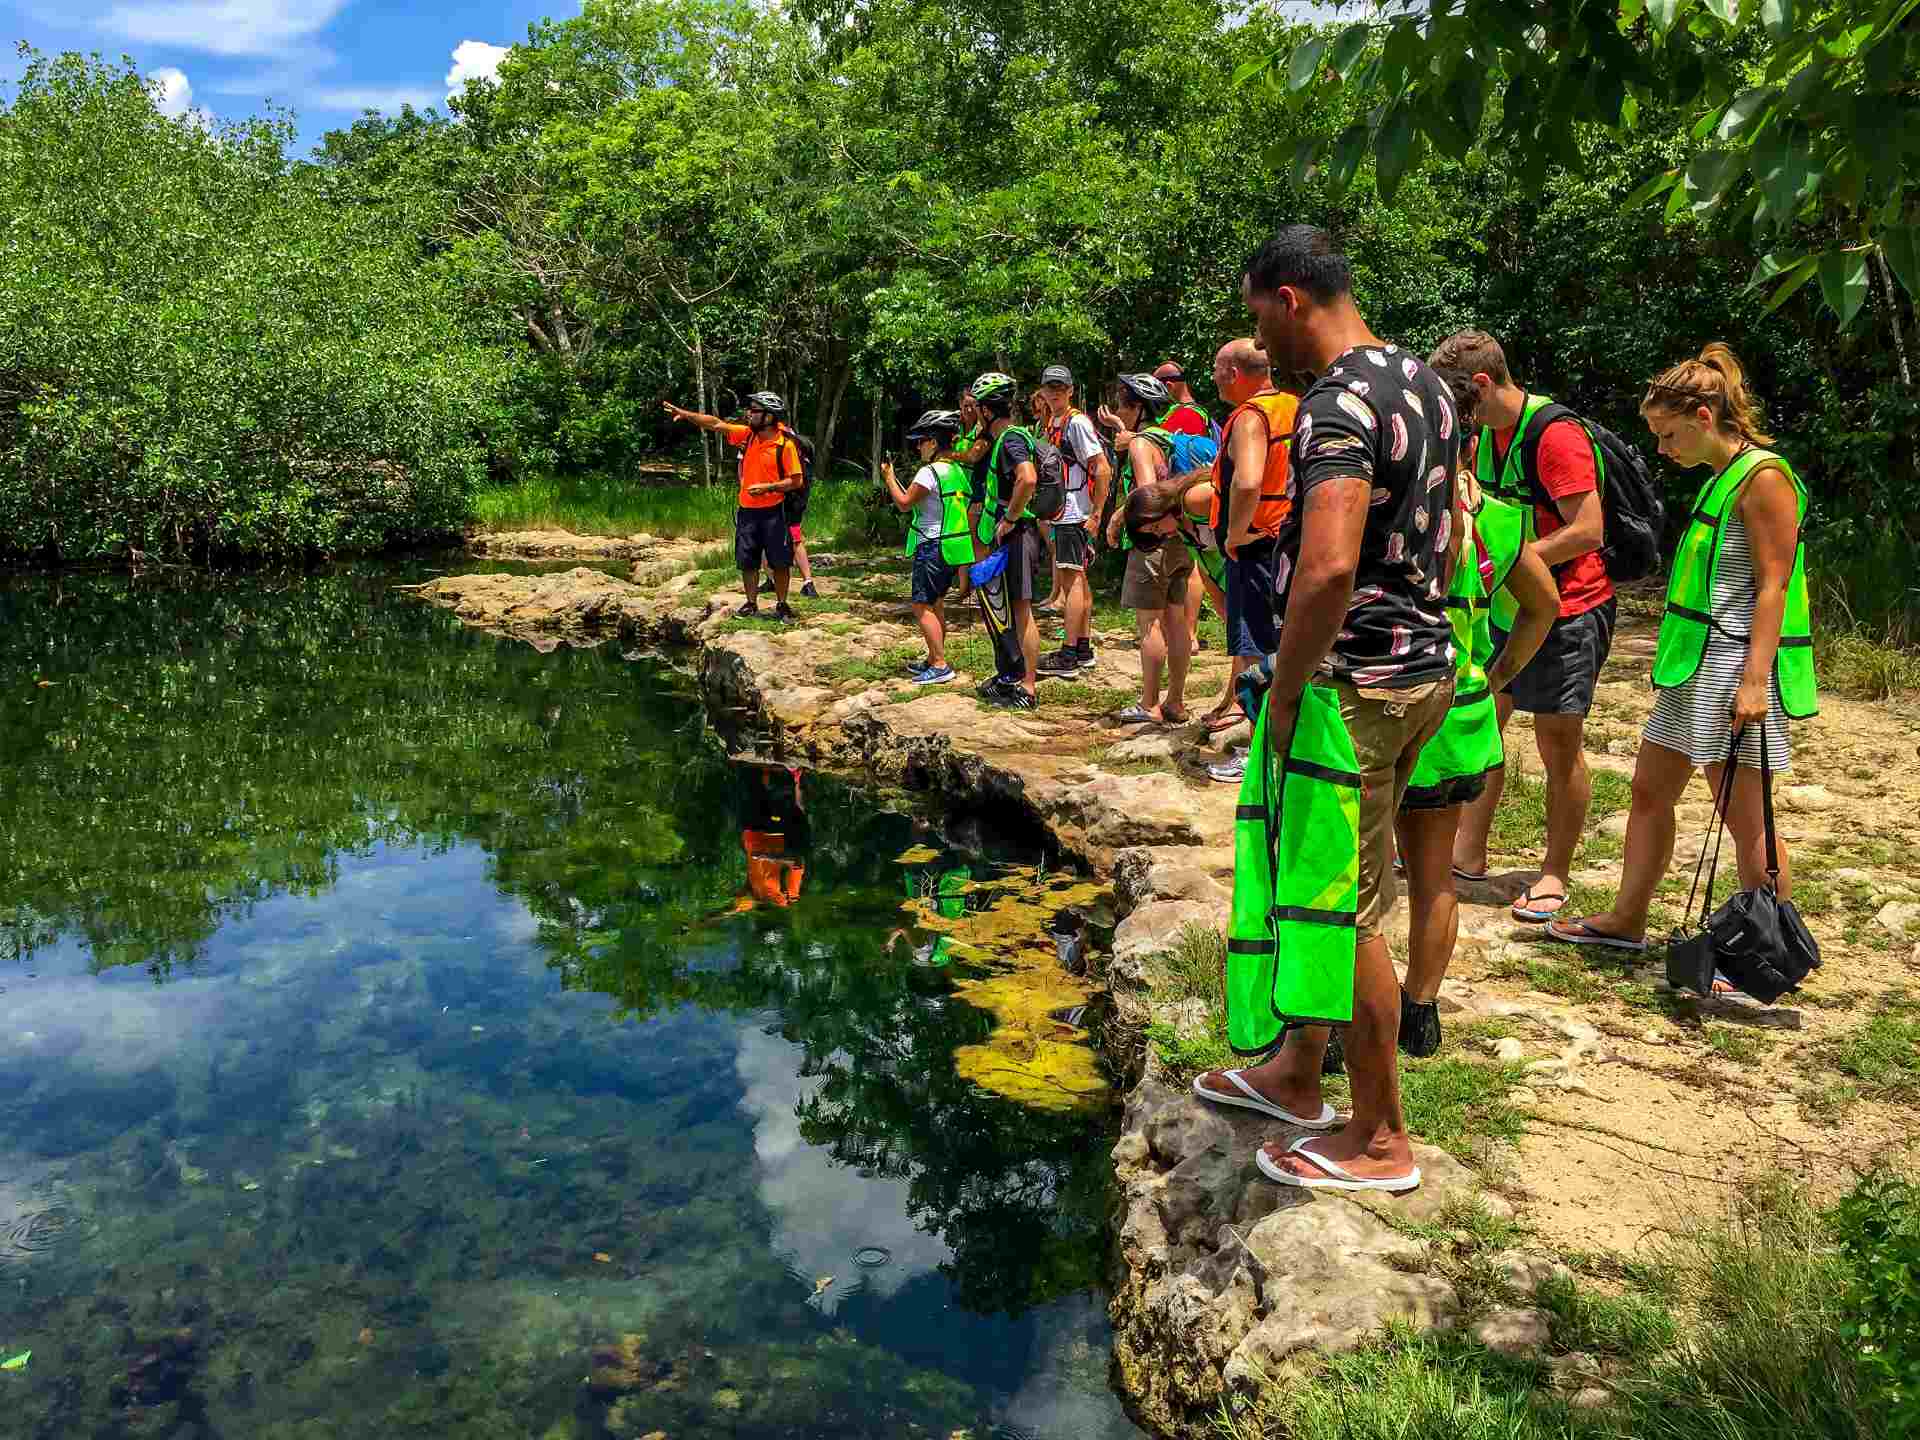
top-left (0, 0), bottom-right (564, 152)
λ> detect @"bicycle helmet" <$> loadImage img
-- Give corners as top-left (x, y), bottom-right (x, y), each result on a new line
top-left (906, 408), bottom-right (962, 442)
top-left (1114, 373), bottom-right (1172, 411)
top-left (969, 372), bottom-right (1018, 406)
top-left (744, 390), bottom-right (787, 417)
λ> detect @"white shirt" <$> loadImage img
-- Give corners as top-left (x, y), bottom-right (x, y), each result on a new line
top-left (1055, 413), bottom-right (1105, 525)
top-left (909, 463), bottom-right (948, 543)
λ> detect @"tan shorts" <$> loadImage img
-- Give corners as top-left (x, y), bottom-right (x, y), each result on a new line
top-left (1120, 543), bottom-right (1194, 610)
top-left (1341, 677), bottom-right (1454, 942)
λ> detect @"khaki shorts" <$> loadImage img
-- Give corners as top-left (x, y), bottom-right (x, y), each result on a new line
top-left (1120, 543), bottom-right (1194, 610)
top-left (1340, 677), bottom-right (1454, 942)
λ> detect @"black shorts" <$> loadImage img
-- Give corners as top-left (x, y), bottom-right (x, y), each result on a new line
top-left (1400, 768), bottom-right (1493, 812)
top-left (1053, 522), bottom-right (1091, 572)
top-left (911, 541), bottom-right (957, 605)
top-left (1496, 597), bottom-right (1616, 716)
top-left (1226, 537), bottom-right (1279, 659)
top-left (1002, 524), bottom-right (1043, 603)
top-left (735, 506), bottom-right (794, 573)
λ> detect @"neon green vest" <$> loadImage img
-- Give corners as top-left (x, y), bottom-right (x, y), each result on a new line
top-left (1408, 500), bottom-right (1505, 793)
top-left (1479, 393), bottom-right (1559, 632)
top-left (1651, 448), bottom-right (1817, 719)
top-left (902, 460), bottom-right (977, 567)
top-left (1227, 684), bottom-right (1361, 1050)
top-left (1117, 428), bottom-right (1175, 552)
top-left (976, 426), bottom-right (1039, 543)
top-left (1176, 512), bottom-right (1225, 590)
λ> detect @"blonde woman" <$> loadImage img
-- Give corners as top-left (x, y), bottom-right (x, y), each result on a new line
top-left (1549, 344), bottom-right (1816, 956)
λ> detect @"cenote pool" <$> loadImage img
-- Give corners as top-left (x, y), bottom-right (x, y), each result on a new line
top-left (0, 564), bottom-right (1145, 1440)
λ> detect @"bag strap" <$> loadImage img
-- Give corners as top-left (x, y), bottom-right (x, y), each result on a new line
top-left (1684, 732), bottom-right (1744, 928)
top-left (1760, 724), bottom-right (1780, 887)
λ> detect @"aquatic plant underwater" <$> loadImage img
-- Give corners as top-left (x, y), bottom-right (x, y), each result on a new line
top-left (0, 565), bottom-right (1138, 1439)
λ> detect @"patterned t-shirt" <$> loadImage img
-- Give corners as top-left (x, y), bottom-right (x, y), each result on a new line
top-left (1275, 343), bottom-right (1460, 688)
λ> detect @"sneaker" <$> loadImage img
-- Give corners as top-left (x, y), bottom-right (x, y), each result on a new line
top-left (733, 601), bottom-right (760, 619)
top-left (904, 655), bottom-right (935, 676)
top-left (1075, 644), bottom-right (1097, 670)
top-left (976, 674), bottom-right (1016, 699)
top-left (1206, 751), bottom-right (1247, 784)
top-left (800, 581), bottom-right (820, 599)
top-left (986, 685), bottom-right (1037, 710)
top-left (913, 664), bottom-right (957, 686)
top-left (1399, 989), bottom-right (1442, 1059)
top-left (773, 602), bottom-right (797, 623)
top-left (1036, 647), bottom-right (1081, 678)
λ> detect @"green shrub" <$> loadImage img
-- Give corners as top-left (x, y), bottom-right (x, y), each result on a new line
top-left (1833, 1171), bottom-right (1920, 1435)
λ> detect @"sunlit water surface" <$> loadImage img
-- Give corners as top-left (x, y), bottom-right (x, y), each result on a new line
top-left (0, 564), bottom-right (1143, 1440)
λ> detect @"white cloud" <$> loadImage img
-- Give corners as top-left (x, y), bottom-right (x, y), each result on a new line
top-left (103, 0), bottom-right (350, 58)
top-left (446, 39), bottom-right (509, 99)
top-left (310, 85), bottom-right (439, 113)
top-left (151, 65), bottom-right (193, 116)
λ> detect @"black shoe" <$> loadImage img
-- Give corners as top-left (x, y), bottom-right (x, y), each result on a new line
top-left (976, 674), bottom-right (1011, 699)
top-left (1399, 988), bottom-right (1442, 1059)
top-left (1036, 647), bottom-right (1080, 677)
top-left (800, 581), bottom-right (820, 599)
top-left (773, 602), bottom-right (797, 624)
top-left (1075, 644), bottom-right (1097, 670)
top-left (986, 685), bottom-right (1037, 710)
top-left (733, 601), bottom-right (760, 619)
top-left (1322, 1030), bottom-right (1347, 1075)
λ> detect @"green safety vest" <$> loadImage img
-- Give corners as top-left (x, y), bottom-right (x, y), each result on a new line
top-left (976, 425), bottom-right (1041, 544)
top-left (1651, 448), bottom-right (1817, 719)
top-left (1175, 512), bottom-right (1225, 590)
top-left (902, 460), bottom-right (977, 568)
top-left (1227, 683), bottom-right (1361, 1051)
top-left (1409, 498), bottom-right (1509, 793)
top-left (1116, 427), bottom-right (1176, 552)
top-left (1479, 393), bottom-right (1558, 633)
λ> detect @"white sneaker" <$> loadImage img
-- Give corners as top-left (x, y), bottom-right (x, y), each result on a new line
top-left (1207, 752), bottom-right (1247, 784)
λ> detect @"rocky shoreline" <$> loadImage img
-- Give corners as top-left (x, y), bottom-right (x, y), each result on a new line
top-left (407, 539), bottom-right (1575, 1438)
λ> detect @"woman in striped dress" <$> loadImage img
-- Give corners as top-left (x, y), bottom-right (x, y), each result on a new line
top-left (1547, 344), bottom-right (1808, 954)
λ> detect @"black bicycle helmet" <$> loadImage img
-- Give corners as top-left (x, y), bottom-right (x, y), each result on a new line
top-left (906, 408), bottom-right (962, 442)
top-left (744, 390), bottom-right (787, 417)
top-left (969, 372), bottom-right (1018, 406)
top-left (1115, 373), bottom-right (1172, 411)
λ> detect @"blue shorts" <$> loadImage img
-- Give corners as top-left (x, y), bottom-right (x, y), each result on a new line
top-left (1226, 537), bottom-right (1279, 659)
top-left (911, 541), bottom-right (957, 604)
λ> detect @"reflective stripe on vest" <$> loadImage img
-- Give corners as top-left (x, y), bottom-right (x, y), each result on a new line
top-left (1227, 683), bottom-right (1361, 1052)
top-left (1651, 448), bottom-right (1818, 719)
top-left (1209, 391), bottom-right (1296, 543)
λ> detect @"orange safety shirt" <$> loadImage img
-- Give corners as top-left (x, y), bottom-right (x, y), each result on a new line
top-left (722, 423), bottom-right (803, 510)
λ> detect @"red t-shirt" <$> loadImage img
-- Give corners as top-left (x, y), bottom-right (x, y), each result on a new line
top-left (1160, 402), bottom-right (1211, 437)
top-left (1491, 415), bottom-right (1612, 617)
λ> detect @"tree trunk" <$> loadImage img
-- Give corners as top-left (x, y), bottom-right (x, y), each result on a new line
top-left (870, 387), bottom-right (884, 482)
top-left (817, 359), bottom-right (853, 468)
top-left (692, 322), bottom-right (711, 487)
top-left (1874, 249), bottom-right (1915, 391)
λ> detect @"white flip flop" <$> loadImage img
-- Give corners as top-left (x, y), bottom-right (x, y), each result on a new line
top-left (1255, 1136), bottom-right (1421, 1193)
top-left (1190, 1070), bottom-right (1338, 1130)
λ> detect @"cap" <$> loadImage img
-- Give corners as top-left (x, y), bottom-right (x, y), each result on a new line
top-left (1039, 364), bottom-right (1074, 388)
top-left (1152, 361), bottom-right (1185, 382)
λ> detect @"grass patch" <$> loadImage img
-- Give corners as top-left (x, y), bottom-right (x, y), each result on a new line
top-left (473, 473), bottom-right (887, 548)
top-left (1702, 1024), bottom-right (1773, 1066)
top-left (818, 643), bottom-right (922, 685)
top-left (1815, 623), bottom-right (1920, 701)
top-left (1141, 924), bottom-right (1232, 1083)
top-left (1536, 1271), bottom-right (1678, 1360)
top-left (1489, 951), bottom-right (1613, 1006)
top-left (1486, 765), bottom-right (1548, 856)
top-left (1588, 768), bottom-right (1632, 821)
top-left (1400, 1055), bottom-right (1531, 1160)
top-left (1815, 990), bottom-right (1920, 1103)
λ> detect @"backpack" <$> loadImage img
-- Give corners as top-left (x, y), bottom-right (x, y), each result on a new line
top-left (1141, 425), bottom-right (1219, 480)
top-left (780, 430), bottom-right (816, 525)
top-left (1522, 404), bottom-right (1664, 585)
top-left (1002, 425), bottom-right (1068, 523)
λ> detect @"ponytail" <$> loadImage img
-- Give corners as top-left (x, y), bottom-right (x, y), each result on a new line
top-left (1641, 342), bottom-right (1774, 445)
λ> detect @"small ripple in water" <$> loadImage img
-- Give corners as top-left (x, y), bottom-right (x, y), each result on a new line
top-left (0, 1204), bottom-right (79, 1264)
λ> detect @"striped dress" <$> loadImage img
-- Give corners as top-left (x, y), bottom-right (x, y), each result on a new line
top-left (1643, 499), bottom-right (1792, 771)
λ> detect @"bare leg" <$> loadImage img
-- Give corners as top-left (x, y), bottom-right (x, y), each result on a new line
top-left (1137, 609), bottom-right (1166, 712)
top-left (792, 538), bottom-right (815, 586)
top-left (1012, 598), bottom-right (1040, 696)
top-left (1161, 572), bottom-right (1193, 718)
top-left (1573, 739), bottom-right (1694, 939)
top-left (1533, 713), bottom-right (1591, 908)
top-left (740, 567), bottom-right (762, 607)
top-left (1706, 760), bottom-right (1793, 900)
top-left (769, 567), bottom-right (792, 606)
top-left (913, 602), bottom-right (945, 667)
top-left (1453, 693), bottom-right (1515, 874)
top-left (1063, 568), bottom-right (1091, 650)
top-left (1399, 806), bottom-right (1462, 1004)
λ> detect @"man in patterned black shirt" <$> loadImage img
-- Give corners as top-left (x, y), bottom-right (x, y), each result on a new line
top-left (1191, 225), bottom-right (1461, 1194)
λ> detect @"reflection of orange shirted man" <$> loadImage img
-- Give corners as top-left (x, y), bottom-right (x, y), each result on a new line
top-left (735, 763), bottom-right (810, 910)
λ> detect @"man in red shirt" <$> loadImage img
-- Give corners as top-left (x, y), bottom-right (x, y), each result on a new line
top-left (1433, 331), bottom-right (1615, 923)
top-left (1152, 360), bottom-right (1219, 444)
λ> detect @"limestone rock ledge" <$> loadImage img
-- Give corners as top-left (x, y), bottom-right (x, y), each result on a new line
top-left (1109, 1079), bottom-right (1524, 1439)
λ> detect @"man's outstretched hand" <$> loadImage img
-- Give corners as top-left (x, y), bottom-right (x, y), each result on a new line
top-left (662, 401), bottom-right (694, 423)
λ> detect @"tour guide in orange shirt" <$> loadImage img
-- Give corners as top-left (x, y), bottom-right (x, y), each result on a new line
top-left (663, 391), bottom-right (806, 621)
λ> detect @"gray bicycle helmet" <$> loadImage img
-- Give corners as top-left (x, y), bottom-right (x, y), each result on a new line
top-left (743, 390), bottom-right (787, 417)
top-left (1115, 373), bottom-right (1172, 411)
top-left (906, 408), bottom-right (962, 441)
top-left (969, 372), bottom-right (1018, 405)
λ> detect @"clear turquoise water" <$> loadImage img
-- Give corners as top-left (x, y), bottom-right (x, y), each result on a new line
top-left (0, 564), bottom-right (1143, 1440)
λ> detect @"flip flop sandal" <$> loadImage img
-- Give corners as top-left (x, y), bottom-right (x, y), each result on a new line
top-left (1256, 1137), bottom-right (1421, 1193)
top-left (1159, 709), bottom-right (1191, 726)
top-left (1544, 918), bottom-right (1647, 953)
top-left (1115, 705), bottom-right (1156, 726)
top-left (1512, 886), bottom-right (1569, 923)
top-left (1204, 711), bottom-right (1245, 734)
top-left (1189, 1071), bottom-right (1339, 1130)
top-left (1451, 865), bottom-right (1491, 883)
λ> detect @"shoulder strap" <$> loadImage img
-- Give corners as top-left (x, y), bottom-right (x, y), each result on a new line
top-left (1517, 400), bottom-right (1581, 491)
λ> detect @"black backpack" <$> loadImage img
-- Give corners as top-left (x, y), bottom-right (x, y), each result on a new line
top-left (1000, 425), bottom-right (1068, 523)
top-left (780, 430), bottom-right (816, 525)
top-left (1520, 402), bottom-right (1665, 585)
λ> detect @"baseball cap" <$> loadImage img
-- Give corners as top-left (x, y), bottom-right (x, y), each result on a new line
top-left (1152, 361), bottom-right (1185, 382)
top-left (1039, 364), bottom-right (1074, 387)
